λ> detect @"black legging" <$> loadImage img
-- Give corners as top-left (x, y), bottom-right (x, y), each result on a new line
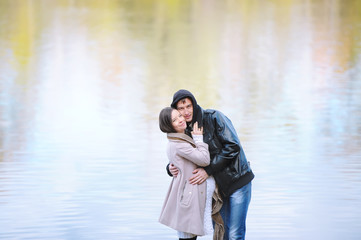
top-left (179, 237), bottom-right (197, 240)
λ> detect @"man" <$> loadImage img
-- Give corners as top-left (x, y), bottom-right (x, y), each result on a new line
top-left (167, 89), bottom-right (254, 240)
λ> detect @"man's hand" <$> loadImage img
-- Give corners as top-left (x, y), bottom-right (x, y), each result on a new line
top-left (189, 168), bottom-right (209, 185)
top-left (169, 163), bottom-right (179, 177)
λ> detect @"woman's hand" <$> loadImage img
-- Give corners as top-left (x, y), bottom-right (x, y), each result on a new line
top-left (191, 122), bottom-right (203, 135)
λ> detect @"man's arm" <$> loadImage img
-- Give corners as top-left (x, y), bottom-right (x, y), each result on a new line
top-left (204, 111), bottom-right (240, 176)
top-left (166, 163), bottom-right (179, 177)
top-left (189, 168), bottom-right (209, 184)
top-left (190, 111), bottom-right (240, 184)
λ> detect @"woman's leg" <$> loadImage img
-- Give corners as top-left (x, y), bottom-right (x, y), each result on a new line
top-left (178, 231), bottom-right (197, 239)
top-left (204, 176), bottom-right (216, 235)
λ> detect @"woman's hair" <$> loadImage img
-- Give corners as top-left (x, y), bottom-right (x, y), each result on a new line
top-left (159, 107), bottom-right (176, 133)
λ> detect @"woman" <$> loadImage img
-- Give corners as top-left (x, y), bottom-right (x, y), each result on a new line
top-left (158, 107), bottom-right (215, 240)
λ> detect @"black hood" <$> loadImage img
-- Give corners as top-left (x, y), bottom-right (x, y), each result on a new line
top-left (170, 89), bottom-right (203, 129)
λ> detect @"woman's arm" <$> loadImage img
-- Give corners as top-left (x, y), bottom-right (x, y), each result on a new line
top-left (176, 122), bottom-right (210, 167)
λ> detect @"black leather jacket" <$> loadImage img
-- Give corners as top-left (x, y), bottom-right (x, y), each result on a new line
top-left (200, 108), bottom-right (254, 197)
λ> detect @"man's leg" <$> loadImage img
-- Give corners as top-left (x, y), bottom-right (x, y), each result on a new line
top-left (220, 195), bottom-right (230, 239)
top-left (228, 182), bottom-right (252, 240)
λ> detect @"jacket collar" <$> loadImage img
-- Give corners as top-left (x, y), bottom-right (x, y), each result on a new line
top-left (167, 133), bottom-right (196, 147)
top-left (184, 107), bottom-right (204, 137)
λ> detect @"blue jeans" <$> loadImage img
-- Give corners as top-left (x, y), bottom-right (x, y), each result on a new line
top-left (220, 182), bottom-right (252, 240)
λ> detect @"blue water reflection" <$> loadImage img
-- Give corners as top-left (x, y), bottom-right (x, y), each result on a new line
top-left (0, 1), bottom-right (361, 240)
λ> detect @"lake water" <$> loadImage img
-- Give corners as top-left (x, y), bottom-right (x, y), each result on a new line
top-left (0, 1), bottom-right (361, 239)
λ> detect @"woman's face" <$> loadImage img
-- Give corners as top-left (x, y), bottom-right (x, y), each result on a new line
top-left (171, 109), bottom-right (187, 133)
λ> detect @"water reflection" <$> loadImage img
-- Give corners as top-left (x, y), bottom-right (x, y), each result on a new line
top-left (0, 0), bottom-right (361, 239)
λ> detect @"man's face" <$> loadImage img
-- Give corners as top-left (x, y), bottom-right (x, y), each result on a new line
top-left (176, 98), bottom-right (193, 123)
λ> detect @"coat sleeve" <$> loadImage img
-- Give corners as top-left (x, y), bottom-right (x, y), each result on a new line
top-left (204, 111), bottom-right (241, 176)
top-left (175, 142), bottom-right (210, 167)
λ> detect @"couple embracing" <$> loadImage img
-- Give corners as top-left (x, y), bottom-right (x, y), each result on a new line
top-left (158, 89), bottom-right (254, 240)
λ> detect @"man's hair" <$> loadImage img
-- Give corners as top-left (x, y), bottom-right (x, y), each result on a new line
top-left (171, 89), bottom-right (196, 109)
top-left (176, 97), bottom-right (192, 108)
top-left (159, 107), bottom-right (176, 133)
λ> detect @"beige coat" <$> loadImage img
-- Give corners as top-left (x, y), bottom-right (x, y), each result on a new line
top-left (159, 133), bottom-right (210, 236)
